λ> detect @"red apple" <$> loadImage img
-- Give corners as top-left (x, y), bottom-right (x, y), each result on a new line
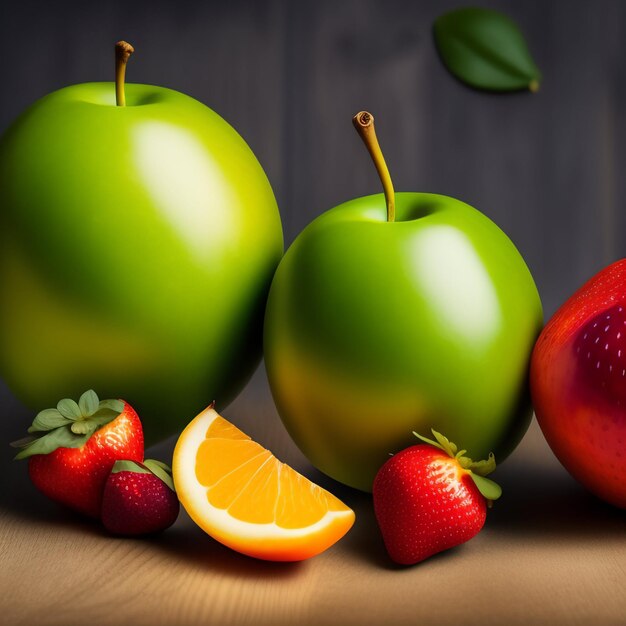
top-left (531, 259), bottom-right (626, 508)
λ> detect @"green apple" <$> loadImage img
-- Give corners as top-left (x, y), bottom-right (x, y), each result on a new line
top-left (0, 42), bottom-right (283, 441)
top-left (264, 111), bottom-right (542, 491)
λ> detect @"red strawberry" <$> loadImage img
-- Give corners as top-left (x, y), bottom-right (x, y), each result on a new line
top-left (373, 430), bottom-right (501, 565)
top-left (101, 459), bottom-right (179, 535)
top-left (11, 390), bottom-right (143, 518)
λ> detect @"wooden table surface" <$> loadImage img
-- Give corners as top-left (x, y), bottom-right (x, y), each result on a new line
top-left (1, 367), bottom-right (625, 626)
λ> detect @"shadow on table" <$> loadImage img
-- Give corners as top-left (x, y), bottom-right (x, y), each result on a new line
top-left (2, 405), bottom-right (624, 573)
top-left (0, 452), bottom-right (105, 537)
top-left (308, 469), bottom-right (499, 570)
top-left (150, 513), bottom-right (305, 580)
top-left (488, 460), bottom-right (626, 540)
top-left (1, 451), bottom-right (304, 580)
top-left (309, 460), bottom-right (626, 569)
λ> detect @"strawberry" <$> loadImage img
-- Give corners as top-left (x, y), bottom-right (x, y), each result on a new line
top-left (11, 390), bottom-right (144, 518)
top-left (373, 430), bottom-right (501, 565)
top-left (101, 459), bottom-right (179, 535)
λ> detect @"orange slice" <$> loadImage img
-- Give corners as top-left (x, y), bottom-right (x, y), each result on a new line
top-left (173, 405), bottom-right (355, 561)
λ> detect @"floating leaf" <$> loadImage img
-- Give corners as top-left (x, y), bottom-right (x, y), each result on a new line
top-left (433, 7), bottom-right (541, 92)
top-left (79, 390), bottom-right (99, 417)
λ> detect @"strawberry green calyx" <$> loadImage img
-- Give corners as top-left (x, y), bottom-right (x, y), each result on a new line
top-left (413, 429), bottom-right (502, 502)
top-left (111, 458), bottom-right (176, 492)
top-left (10, 390), bottom-right (125, 460)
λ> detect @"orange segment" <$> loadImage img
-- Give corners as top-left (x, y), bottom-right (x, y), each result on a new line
top-left (173, 405), bottom-right (355, 561)
top-left (196, 438), bottom-right (264, 485)
top-left (206, 415), bottom-right (249, 440)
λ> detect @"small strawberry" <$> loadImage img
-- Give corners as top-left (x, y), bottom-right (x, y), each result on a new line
top-left (373, 430), bottom-right (501, 565)
top-left (101, 459), bottom-right (179, 535)
top-left (11, 390), bottom-right (144, 518)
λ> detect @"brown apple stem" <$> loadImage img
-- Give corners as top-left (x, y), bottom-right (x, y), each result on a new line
top-left (115, 41), bottom-right (134, 107)
top-left (352, 111), bottom-right (395, 222)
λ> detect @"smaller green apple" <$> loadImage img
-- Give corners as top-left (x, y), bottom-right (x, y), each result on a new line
top-left (264, 112), bottom-right (542, 492)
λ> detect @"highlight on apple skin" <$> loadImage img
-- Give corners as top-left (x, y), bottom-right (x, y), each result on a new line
top-left (0, 42), bottom-right (284, 441)
top-left (264, 111), bottom-right (543, 492)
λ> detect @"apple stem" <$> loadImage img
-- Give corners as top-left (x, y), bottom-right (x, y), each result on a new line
top-left (352, 111), bottom-right (395, 222)
top-left (115, 41), bottom-right (134, 107)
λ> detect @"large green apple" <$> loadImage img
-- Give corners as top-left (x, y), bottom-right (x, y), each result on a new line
top-left (0, 43), bottom-right (283, 441)
top-left (264, 112), bottom-right (541, 491)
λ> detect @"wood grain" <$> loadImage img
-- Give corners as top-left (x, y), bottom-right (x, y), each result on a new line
top-left (2, 367), bottom-right (626, 626)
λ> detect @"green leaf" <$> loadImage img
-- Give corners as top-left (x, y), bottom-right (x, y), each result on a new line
top-left (110, 459), bottom-right (176, 492)
top-left (70, 420), bottom-right (99, 437)
top-left (28, 408), bottom-right (73, 433)
top-left (10, 435), bottom-right (37, 449)
top-left (468, 452), bottom-right (497, 477)
top-left (79, 390), bottom-right (99, 416)
top-left (69, 408), bottom-right (120, 436)
top-left (14, 426), bottom-right (90, 460)
top-left (98, 398), bottom-right (125, 413)
top-left (413, 431), bottom-right (441, 449)
top-left (457, 455), bottom-right (473, 470)
top-left (143, 459), bottom-right (175, 492)
top-left (433, 7), bottom-right (541, 92)
top-left (57, 398), bottom-right (82, 420)
top-left (470, 473), bottom-right (502, 501)
top-left (143, 459), bottom-right (171, 472)
top-left (432, 430), bottom-right (457, 456)
top-left (89, 408), bottom-right (123, 425)
top-left (111, 460), bottom-right (149, 474)
top-left (413, 429), bottom-right (458, 458)
top-left (12, 391), bottom-right (126, 461)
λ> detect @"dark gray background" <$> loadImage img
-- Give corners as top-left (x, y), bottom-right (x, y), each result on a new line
top-left (1, 0), bottom-right (625, 423)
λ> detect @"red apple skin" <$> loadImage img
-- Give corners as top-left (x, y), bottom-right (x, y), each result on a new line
top-left (531, 259), bottom-right (626, 508)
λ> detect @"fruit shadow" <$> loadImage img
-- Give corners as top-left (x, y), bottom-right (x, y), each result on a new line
top-left (0, 456), bottom-right (105, 537)
top-left (2, 456), bottom-right (304, 580)
top-left (311, 460), bottom-right (626, 567)
top-left (150, 511), bottom-right (305, 580)
top-left (309, 468), bottom-right (467, 570)
top-left (488, 461), bottom-right (626, 541)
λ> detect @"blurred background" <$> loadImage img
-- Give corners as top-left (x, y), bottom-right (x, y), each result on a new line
top-left (2, 0), bottom-right (626, 318)
top-left (1, 0), bottom-right (625, 425)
